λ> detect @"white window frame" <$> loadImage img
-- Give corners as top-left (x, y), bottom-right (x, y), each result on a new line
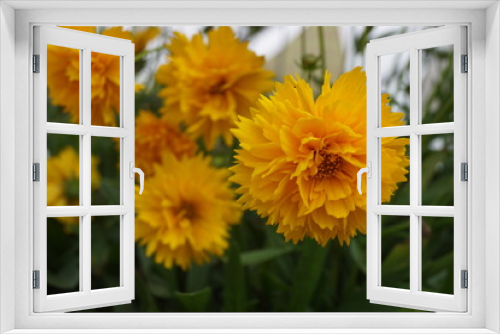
top-left (0, 1), bottom-right (499, 333)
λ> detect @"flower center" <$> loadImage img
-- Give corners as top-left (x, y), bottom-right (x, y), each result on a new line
top-left (178, 201), bottom-right (198, 221)
top-left (208, 79), bottom-right (227, 95)
top-left (314, 150), bottom-right (342, 179)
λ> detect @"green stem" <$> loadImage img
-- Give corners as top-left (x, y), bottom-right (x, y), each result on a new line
top-left (135, 45), bottom-right (164, 62)
top-left (300, 27), bottom-right (309, 81)
top-left (317, 26), bottom-right (327, 77)
top-left (301, 27), bottom-right (307, 60)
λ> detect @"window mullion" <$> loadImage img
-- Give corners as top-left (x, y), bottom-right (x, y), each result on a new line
top-left (373, 123), bottom-right (454, 138)
top-left (82, 47), bottom-right (92, 294)
top-left (409, 46), bottom-right (420, 294)
top-left (122, 52), bottom-right (135, 294)
top-left (412, 123), bottom-right (454, 135)
top-left (78, 48), bottom-right (84, 293)
top-left (90, 126), bottom-right (129, 138)
top-left (372, 126), bottom-right (411, 138)
top-left (119, 56), bottom-right (124, 288)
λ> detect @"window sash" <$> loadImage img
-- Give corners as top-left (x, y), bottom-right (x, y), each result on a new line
top-left (32, 26), bottom-right (136, 313)
top-left (366, 25), bottom-right (467, 312)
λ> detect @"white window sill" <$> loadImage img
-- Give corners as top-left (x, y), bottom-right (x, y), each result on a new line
top-left (4, 330), bottom-right (498, 334)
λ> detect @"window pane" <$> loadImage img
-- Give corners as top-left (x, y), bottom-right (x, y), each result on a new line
top-left (421, 133), bottom-right (454, 206)
top-left (91, 52), bottom-right (121, 127)
top-left (91, 137), bottom-right (120, 205)
top-left (47, 45), bottom-right (81, 124)
top-left (381, 215), bottom-right (410, 290)
top-left (421, 45), bottom-right (454, 124)
top-left (380, 51), bottom-right (410, 127)
top-left (47, 134), bottom-right (80, 206)
top-left (421, 216), bottom-right (454, 294)
top-left (47, 217), bottom-right (80, 294)
top-left (380, 136), bottom-right (410, 205)
top-left (91, 215), bottom-right (121, 290)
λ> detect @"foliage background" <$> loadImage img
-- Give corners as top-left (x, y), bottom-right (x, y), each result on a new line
top-left (45, 26), bottom-right (455, 312)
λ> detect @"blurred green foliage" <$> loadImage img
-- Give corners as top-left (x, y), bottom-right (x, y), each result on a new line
top-left (45, 26), bottom-right (455, 313)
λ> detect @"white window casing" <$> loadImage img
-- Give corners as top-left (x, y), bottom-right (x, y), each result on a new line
top-left (0, 2), bottom-right (497, 333)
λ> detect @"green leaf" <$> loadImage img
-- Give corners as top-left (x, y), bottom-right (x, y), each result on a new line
top-left (97, 178), bottom-right (121, 205)
top-left (349, 240), bottom-right (366, 274)
top-left (46, 258), bottom-right (79, 290)
top-left (240, 247), bottom-right (294, 266)
top-left (289, 239), bottom-right (329, 311)
top-left (135, 269), bottom-right (160, 312)
top-left (422, 251), bottom-right (454, 278)
top-left (147, 274), bottom-right (172, 298)
top-left (186, 263), bottom-right (209, 292)
top-left (382, 243), bottom-right (410, 275)
top-left (381, 243), bottom-right (410, 289)
top-left (223, 241), bottom-right (246, 311)
top-left (263, 225), bottom-right (294, 278)
top-left (262, 271), bottom-right (289, 311)
top-left (174, 287), bottom-right (212, 312)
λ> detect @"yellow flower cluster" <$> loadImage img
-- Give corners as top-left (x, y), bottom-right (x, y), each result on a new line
top-left (134, 28), bottom-right (255, 269)
top-left (230, 68), bottom-right (409, 246)
top-left (156, 26), bottom-right (274, 149)
top-left (47, 26), bottom-right (244, 270)
top-left (134, 110), bottom-right (241, 270)
top-left (47, 26), bottom-right (159, 126)
top-left (48, 26), bottom-right (410, 264)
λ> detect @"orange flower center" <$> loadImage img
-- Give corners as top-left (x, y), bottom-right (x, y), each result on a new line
top-left (314, 149), bottom-right (342, 180)
top-left (208, 79), bottom-right (227, 95)
top-left (174, 201), bottom-right (200, 229)
top-left (177, 201), bottom-right (199, 221)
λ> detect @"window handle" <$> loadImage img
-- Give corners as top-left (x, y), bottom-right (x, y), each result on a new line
top-left (357, 162), bottom-right (371, 195)
top-left (129, 162), bottom-right (145, 195)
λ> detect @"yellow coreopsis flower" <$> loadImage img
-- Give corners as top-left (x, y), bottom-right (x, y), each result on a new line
top-left (135, 110), bottom-right (197, 176)
top-left (156, 26), bottom-right (275, 149)
top-left (48, 26), bottom-right (159, 126)
top-left (135, 153), bottom-right (241, 270)
top-left (47, 147), bottom-right (101, 225)
top-left (230, 67), bottom-right (409, 246)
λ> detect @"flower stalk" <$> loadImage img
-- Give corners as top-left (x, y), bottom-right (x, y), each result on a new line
top-left (317, 26), bottom-right (327, 77)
